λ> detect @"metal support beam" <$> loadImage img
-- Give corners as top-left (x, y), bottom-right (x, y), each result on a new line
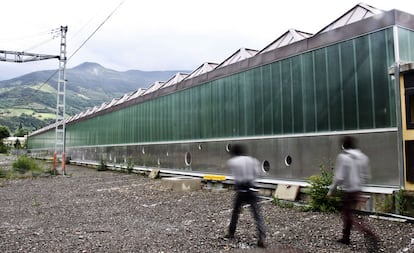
top-left (0, 50), bottom-right (59, 62)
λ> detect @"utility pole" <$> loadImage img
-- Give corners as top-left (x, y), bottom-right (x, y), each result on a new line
top-left (55, 26), bottom-right (68, 175)
top-left (0, 26), bottom-right (68, 174)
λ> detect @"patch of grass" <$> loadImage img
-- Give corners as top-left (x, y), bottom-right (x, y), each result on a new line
top-left (34, 113), bottom-right (56, 120)
top-left (4, 108), bottom-right (34, 117)
top-left (30, 83), bottom-right (55, 93)
top-left (272, 197), bottom-right (295, 208)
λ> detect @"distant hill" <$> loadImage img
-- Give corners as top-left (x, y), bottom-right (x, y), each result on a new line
top-left (0, 62), bottom-right (188, 133)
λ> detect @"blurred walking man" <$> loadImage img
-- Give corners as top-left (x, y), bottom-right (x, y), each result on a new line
top-left (327, 136), bottom-right (379, 252)
top-left (225, 144), bottom-right (266, 248)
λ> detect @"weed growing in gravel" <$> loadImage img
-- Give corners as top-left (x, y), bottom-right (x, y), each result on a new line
top-left (12, 155), bottom-right (42, 174)
top-left (395, 188), bottom-right (407, 215)
top-left (0, 155), bottom-right (49, 179)
top-left (0, 167), bottom-right (6, 178)
top-left (98, 157), bottom-right (107, 171)
top-left (377, 194), bottom-right (394, 213)
top-left (126, 157), bottom-right (134, 173)
top-left (32, 197), bottom-right (40, 207)
top-left (306, 164), bottom-right (342, 213)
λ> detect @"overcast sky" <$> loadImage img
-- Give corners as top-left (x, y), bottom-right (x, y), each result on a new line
top-left (0, 0), bottom-right (413, 80)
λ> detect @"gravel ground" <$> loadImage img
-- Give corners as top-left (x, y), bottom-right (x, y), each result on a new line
top-left (0, 162), bottom-right (413, 253)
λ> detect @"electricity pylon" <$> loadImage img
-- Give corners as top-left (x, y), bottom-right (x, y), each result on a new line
top-left (0, 26), bottom-right (68, 174)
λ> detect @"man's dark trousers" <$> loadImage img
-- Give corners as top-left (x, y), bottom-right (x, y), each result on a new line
top-left (228, 190), bottom-right (266, 240)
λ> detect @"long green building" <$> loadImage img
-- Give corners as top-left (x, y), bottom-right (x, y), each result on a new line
top-left (28, 3), bottom-right (414, 192)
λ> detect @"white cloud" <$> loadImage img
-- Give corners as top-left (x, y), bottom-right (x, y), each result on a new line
top-left (1, 0), bottom-right (414, 80)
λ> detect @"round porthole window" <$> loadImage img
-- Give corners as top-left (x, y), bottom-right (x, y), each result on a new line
top-left (226, 144), bottom-right (232, 153)
top-left (262, 160), bottom-right (270, 173)
top-left (185, 152), bottom-right (192, 166)
top-left (285, 155), bottom-right (292, 166)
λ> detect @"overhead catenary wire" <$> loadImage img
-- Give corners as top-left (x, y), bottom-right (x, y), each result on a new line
top-left (23, 0), bottom-right (127, 106)
top-left (68, 0), bottom-right (126, 61)
top-left (24, 28), bottom-right (61, 52)
top-left (0, 28), bottom-right (60, 45)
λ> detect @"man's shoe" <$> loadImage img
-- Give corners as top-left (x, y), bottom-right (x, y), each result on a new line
top-left (257, 238), bottom-right (266, 248)
top-left (337, 238), bottom-right (350, 245)
top-left (366, 235), bottom-right (379, 253)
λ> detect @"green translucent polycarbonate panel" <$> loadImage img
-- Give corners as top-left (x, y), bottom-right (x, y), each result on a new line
top-left (327, 44), bottom-right (343, 130)
top-left (30, 28), bottom-right (397, 148)
top-left (399, 27), bottom-right (414, 62)
top-left (300, 52), bottom-right (316, 132)
top-left (27, 130), bottom-right (55, 149)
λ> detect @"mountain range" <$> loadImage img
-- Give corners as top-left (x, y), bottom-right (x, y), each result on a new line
top-left (0, 62), bottom-right (187, 133)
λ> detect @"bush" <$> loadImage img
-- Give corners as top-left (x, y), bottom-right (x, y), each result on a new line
top-left (126, 157), bottom-right (134, 173)
top-left (12, 155), bottom-right (42, 174)
top-left (98, 158), bottom-right (107, 171)
top-left (0, 167), bottom-right (6, 178)
top-left (307, 164), bottom-right (342, 213)
top-left (395, 188), bottom-right (407, 215)
top-left (0, 143), bottom-right (8, 154)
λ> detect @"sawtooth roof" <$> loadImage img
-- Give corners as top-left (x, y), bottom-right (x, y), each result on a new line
top-left (185, 62), bottom-right (218, 80)
top-left (34, 3), bottom-right (394, 130)
top-left (216, 48), bottom-right (258, 68)
top-left (259, 29), bottom-right (313, 53)
top-left (142, 81), bottom-right (165, 95)
top-left (162, 72), bottom-right (189, 88)
top-left (316, 3), bottom-right (383, 34)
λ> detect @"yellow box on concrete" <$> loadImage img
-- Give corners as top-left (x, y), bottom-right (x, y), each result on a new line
top-left (203, 174), bottom-right (226, 181)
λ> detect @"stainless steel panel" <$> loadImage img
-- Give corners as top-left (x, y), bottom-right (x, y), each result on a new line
top-left (64, 130), bottom-right (399, 187)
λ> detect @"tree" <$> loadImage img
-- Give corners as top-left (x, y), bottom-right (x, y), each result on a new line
top-left (0, 125), bottom-right (10, 140)
top-left (0, 125), bottom-right (10, 153)
top-left (14, 124), bottom-right (28, 137)
top-left (14, 138), bottom-right (21, 149)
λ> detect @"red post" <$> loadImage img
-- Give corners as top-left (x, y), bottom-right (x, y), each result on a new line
top-left (53, 151), bottom-right (57, 173)
top-left (62, 152), bottom-right (66, 175)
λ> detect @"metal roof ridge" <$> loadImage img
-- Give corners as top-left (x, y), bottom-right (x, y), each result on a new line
top-left (258, 29), bottom-right (313, 54)
top-left (161, 72), bottom-right (189, 88)
top-left (215, 47), bottom-right (258, 69)
top-left (185, 62), bottom-right (219, 80)
top-left (315, 2), bottom-right (383, 35)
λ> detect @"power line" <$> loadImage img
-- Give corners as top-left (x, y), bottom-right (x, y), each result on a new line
top-left (68, 0), bottom-right (126, 61)
top-left (0, 28), bottom-right (59, 44)
top-left (22, 0), bottom-right (127, 109)
top-left (24, 28), bottom-right (61, 52)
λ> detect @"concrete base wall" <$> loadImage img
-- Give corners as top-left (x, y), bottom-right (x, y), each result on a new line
top-left (161, 177), bottom-right (202, 192)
